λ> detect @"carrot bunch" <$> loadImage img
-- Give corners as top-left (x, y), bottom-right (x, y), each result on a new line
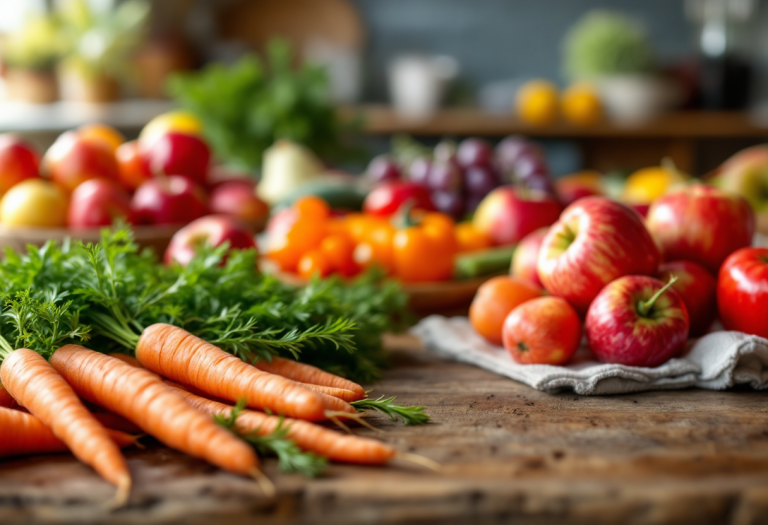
top-left (0, 228), bottom-right (433, 503)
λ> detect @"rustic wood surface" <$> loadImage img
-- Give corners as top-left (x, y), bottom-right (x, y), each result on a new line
top-left (2, 334), bottom-right (768, 525)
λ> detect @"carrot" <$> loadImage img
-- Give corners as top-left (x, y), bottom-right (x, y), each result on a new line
top-left (108, 353), bottom-right (143, 368)
top-left (255, 357), bottom-right (366, 399)
top-left (167, 382), bottom-right (397, 465)
top-left (136, 323), bottom-right (354, 421)
top-left (298, 383), bottom-right (362, 403)
top-left (0, 382), bottom-right (15, 408)
top-left (0, 349), bottom-right (131, 498)
top-left (49, 345), bottom-right (260, 477)
top-left (0, 407), bottom-right (140, 458)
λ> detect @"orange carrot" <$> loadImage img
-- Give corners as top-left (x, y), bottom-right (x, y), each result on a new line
top-left (255, 357), bottom-right (366, 399)
top-left (0, 382), bottom-right (15, 408)
top-left (0, 349), bottom-right (131, 496)
top-left (108, 353), bottom-right (143, 368)
top-left (135, 324), bottom-right (354, 421)
top-left (0, 407), bottom-right (139, 457)
top-left (167, 382), bottom-right (397, 465)
top-left (50, 345), bottom-right (260, 476)
top-left (298, 383), bottom-right (362, 403)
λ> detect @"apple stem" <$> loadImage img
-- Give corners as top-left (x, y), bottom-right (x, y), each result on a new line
top-left (637, 276), bottom-right (678, 318)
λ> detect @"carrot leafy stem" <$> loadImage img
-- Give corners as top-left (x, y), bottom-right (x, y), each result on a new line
top-left (351, 396), bottom-right (430, 426)
top-left (215, 400), bottom-right (328, 477)
top-left (2, 290), bottom-right (91, 358)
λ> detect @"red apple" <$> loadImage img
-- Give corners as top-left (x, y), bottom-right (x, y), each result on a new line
top-left (586, 275), bottom-right (690, 367)
top-left (210, 180), bottom-right (269, 223)
top-left (538, 197), bottom-right (661, 314)
top-left (68, 179), bottom-right (133, 228)
top-left (555, 170), bottom-right (603, 206)
top-left (42, 131), bottom-right (120, 193)
top-left (142, 132), bottom-right (210, 186)
top-left (646, 184), bottom-right (754, 274)
top-left (0, 134), bottom-right (40, 196)
top-left (502, 296), bottom-right (582, 365)
top-left (473, 186), bottom-right (562, 246)
top-left (717, 247), bottom-right (768, 337)
top-left (510, 226), bottom-right (548, 287)
top-left (164, 215), bottom-right (257, 266)
top-left (657, 260), bottom-right (717, 337)
top-left (131, 176), bottom-right (209, 225)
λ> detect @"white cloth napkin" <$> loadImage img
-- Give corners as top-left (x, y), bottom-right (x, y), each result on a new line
top-left (412, 315), bottom-right (768, 395)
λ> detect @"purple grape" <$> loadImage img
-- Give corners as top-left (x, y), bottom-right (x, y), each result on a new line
top-left (408, 156), bottom-right (431, 187)
top-left (432, 190), bottom-right (465, 218)
top-left (433, 140), bottom-right (457, 164)
top-left (464, 165), bottom-right (499, 197)
top-left (367, 154), bottom-right (401, 183)
top-left (428, 159), bottom-right (463, 192)
top-left (495, 135), bottom-right (544, 172)
top-left (514, 155), bottom-right (549, 182)
top-left (456, 138), bottom-right (493, 169)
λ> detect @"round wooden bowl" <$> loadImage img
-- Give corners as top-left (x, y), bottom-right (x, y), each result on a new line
top-left (0, 224), bottom-right (183, 256)
top-left (263, 263), bottom-right (494, 314)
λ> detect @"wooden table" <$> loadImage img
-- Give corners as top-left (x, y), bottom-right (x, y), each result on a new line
top-left (2, 334), bottom-right (768, 525)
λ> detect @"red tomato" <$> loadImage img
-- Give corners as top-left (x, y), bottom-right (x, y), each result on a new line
top-left (718, 247), bottom-right (768, 337)
top-left (363, 181), bottom-right (435, 217)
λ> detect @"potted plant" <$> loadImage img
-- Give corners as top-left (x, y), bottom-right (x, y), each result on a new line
top-left (57, 0), bottom-right (150, 103)
top-left (1, 14), bottom-right (62, 103)
top-left (563, 11), bottom-right (678, 123)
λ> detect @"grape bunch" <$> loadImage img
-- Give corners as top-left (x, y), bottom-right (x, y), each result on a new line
top-left (366, 135), bottom-right (556, 219)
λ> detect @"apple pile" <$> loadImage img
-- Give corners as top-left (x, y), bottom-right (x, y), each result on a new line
top-left (471, 185), bottom-right (762, 368)
top-left (0, 114), bottom-right (268, 231)
top-left (366, 135), bottom-right (556, 220)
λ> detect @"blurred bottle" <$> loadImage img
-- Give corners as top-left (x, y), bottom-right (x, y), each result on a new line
top-left (686, 0), bottom-right (756, 109)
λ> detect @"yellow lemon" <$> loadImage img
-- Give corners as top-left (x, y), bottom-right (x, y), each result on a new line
top-left (140, 110), bottom-right (203, 147)
top-left (622, 161), bottom-right (688, 204)
top-left (516, 80), bottom-right (559, 126)
top-left (561, 83), bottom-right (602, 126)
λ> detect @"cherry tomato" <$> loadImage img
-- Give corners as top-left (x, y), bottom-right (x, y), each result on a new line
top-left (469, 276), bottom-right (543, 345)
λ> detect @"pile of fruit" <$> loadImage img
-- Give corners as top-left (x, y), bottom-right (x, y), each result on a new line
top-left (366, 135), bottom-right (556, 219)
top-left (0, 112), bottom-right (268, 230)
top-left (470, 185), bottom-right (762, 368)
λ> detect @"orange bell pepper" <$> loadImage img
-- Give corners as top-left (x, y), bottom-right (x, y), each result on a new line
top-left (391, 204), bottom-right (457, 282)
top-left (266, 196), bottom-right (329, 272)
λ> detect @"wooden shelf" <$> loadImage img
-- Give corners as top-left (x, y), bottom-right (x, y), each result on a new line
top-left (0, 99), bottom-right (177, 134)
top-left (342, 105), bottom-right (768, 138)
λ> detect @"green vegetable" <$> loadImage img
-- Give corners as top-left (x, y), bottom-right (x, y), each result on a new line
top-left (168, 39), bottom-right (358, 172)
top-left (274, 181), bottom-right (367, 212)
top-left (352, 395), bottom-right (430, 426)
top-left (215, 400), bottom-right (327, 477)
top-left (454, 246), bottom-right (517, 280)
top-left (563, 10), bottom-right (654, 80)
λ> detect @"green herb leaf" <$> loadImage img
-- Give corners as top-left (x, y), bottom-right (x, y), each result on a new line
top-left (352, 396), bottom-right (430, 426)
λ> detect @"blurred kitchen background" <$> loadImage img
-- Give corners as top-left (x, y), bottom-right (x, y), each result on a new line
top-left (2, 0), bottom-right (768, 176)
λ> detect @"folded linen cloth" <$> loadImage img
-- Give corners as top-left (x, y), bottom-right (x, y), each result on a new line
top-left (412, 315), bottom-right (768, 395)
